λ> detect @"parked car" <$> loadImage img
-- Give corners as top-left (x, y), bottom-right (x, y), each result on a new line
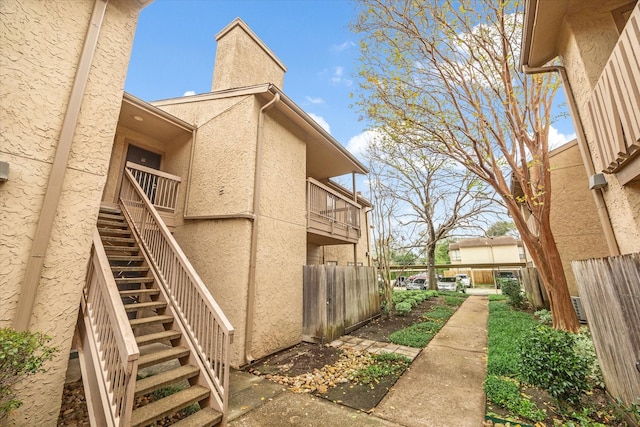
top-left (455, 274), bottom-right (471, 288)
top-left (406, 278), bottom-right (427, 290)
top-left (437, 276), bottom-right (457, 292)
top-left (394, 276), bottom-right (408, 287)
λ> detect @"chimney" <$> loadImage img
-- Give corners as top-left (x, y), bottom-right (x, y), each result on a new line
top-left (211, 18), bottom-right (287, 91)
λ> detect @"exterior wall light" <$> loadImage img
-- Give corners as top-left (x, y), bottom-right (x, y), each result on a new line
top-left (0, 161), bottom-right (8, 182)
top-left (589, 173), bottom-right (607, 190)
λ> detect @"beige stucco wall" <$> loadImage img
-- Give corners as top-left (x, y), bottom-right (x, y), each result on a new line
top-left (559, 0), bottom-right (640, 253)
top-left (460, 244), bottom-right (521, 264)
top-left (212, 20), bottom-right (286, 92)
top-left (549, 141), bottom-right (610, 295)
top-left (0, 0), bottom-right (141, 424)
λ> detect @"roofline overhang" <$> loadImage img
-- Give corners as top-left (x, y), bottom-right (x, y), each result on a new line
top-left (519, 0), bottom-right (568, 69)
top-left (151, 84), bottom-right (369, 175)
top-left (123, 92), bottom-right (196, 132)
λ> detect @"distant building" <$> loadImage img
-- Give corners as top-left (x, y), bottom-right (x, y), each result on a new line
top-left (449, 236), bottom-right (526, 284)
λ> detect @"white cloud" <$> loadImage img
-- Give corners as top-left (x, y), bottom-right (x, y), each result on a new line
top-left (346, 129), bottom-right (381, 157)
top-left (331, 66), bottom-right (353, 87)
top-left (183, 90), bottom-right (196, 96)
top-left (548, 125), bottom-right (576, 150)
top-left (331, 40), bottom-right (356, 53)
top-left (309, 113), bottom-right (331, 133)
top-left (305, 96), bottom-right (325, 104)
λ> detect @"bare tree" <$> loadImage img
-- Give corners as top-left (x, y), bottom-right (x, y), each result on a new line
top-left (368, 130), bottom-right (499, 290)
top-left (368, 161), bottom-right (400, 316)
top-left (353, 0), bottom-right (580, 331)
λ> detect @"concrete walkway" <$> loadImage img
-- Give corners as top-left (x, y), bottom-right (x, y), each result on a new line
top-left (228, 296), bottom-right (489, 426)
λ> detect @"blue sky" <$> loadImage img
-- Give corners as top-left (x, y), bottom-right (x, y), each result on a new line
top-left (125, 0), bottom-right (366, 151)
top-left (125, 0), bottom-right (576, 166)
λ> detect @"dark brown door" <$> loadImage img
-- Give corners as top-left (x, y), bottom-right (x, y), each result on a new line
top-left (126, 145), bottom-right (161, 169)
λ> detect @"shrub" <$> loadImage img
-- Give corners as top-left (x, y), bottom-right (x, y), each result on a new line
top-left (395, 302), bottom-right (411, 315)
top-left (534, 309), bottom-right (552, 325)
top-left (499, 278), bottom-right (526, 308)
top-left (574, 327), bottom-right (604, 389)
top-left (0, 328), bottom-right (58, 418)
top-left (519, 324), bottom-right (591, 405)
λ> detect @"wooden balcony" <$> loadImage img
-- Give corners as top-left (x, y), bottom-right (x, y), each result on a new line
top-left (307, 178), bottom-right (361, 245)
top-left (587, 5), bottom-right (640, 183)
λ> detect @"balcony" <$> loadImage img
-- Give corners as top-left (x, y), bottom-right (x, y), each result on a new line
top-left (587, 5), bottom-right (640, 183)
top-left (307, 178), bottom-right (361, 245)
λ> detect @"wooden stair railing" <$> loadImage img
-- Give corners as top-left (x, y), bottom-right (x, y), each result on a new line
top-left (119, 168), bottom-right (234, 424)
top-left (79, 204), bottom-right (226, 426)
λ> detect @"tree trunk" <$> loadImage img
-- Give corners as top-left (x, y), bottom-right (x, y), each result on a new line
top-left (520, 222), bottom-right (580, 332)
top-left (427, 245), bottom-right (437, 291)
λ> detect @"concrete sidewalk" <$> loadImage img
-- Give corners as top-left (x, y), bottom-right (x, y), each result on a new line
top-left (227, 296), bottom-right (489, 426)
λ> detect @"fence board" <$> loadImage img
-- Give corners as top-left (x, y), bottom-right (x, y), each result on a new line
top-left (303, 265), bottom-right (380, 343)
top-left (572, 253), bottom-right (640, 406)
top-left (520, 267), bottom-right (549, 310)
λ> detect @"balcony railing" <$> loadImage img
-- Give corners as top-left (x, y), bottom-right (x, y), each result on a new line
top-left (587, 5), bottom-right (640, 175)
top-left (126, 162), bottom-right (181, 213)
top-left (307, 178), bottom-right (361, 244)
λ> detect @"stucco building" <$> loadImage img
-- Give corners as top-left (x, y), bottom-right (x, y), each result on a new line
top-left (1, 5), bottom-right (372, 425)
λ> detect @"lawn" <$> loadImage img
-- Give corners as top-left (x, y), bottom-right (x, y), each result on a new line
top-left (485, 300), bottom-right (639, 426)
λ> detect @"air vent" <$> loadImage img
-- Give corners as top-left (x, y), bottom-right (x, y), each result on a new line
top-left (571, 296), bottom-right (588, 323)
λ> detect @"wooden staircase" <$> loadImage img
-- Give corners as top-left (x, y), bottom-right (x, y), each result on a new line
top-left (97, 205), bottom-right (222, 427)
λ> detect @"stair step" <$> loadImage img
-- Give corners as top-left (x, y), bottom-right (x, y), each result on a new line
top-left (101, 236), bottom-right (136, 244)
top-left (130, 385), bottom-right (210, 427)
top-left (124, 301), bottom-right (167, 312)
top-left (136, 330), bottom-right (182, 347)
top-left (135, 365), bottom-right (200, 397)
top-left (138, 346), bottom-right (190, 369)
top-left (99, 205), bottom-right (122, 215)
top-left (120, 288), bottom-right (160, 298)
top-left (102, 245), bottom-right (139, 253)
top-left (109, 255), bottom-right (145, 263)
top-left (130, 315), bottom-right (174, 328)
top-left (171, 407), bottom-right (222, 427)
top-left (98, 212), bottom-right (125, 221)
top-left (98, 227), bottom-right (131, 236)
top-left (112, 266), bottom-right (149, 273)
top-left (116, 277), bottom-right (155, 285)
top-left (97, 218), bottom-right (128, 228)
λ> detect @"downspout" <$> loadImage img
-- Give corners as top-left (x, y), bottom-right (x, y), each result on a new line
top-left (522, 64), bottom-right (620, 256)
top-left (245, 93), bottom-right (280, 364)
top-left (14, 0), bottom-right (109, 331)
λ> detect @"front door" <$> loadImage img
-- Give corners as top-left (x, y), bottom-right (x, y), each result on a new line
top-left (125, 145), bottom-right (162, 203)
top-left (126, 145), bottom-right (162, 169)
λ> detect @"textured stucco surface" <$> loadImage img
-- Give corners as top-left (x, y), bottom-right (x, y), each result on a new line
top-left (560, 0), bottom-right (640, 253)
top-left (212, 21), bottom-right (286, 91)
top-left (0, 0), bottom-right (140, 424)
top-left (548, 142), bottom-right (610, 295)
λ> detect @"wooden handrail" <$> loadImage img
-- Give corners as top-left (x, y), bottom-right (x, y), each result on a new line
top-left (125, 161), bottom-right (182, 213)
top-left (79, 229), bottom-right (139, 426)
top-left (119, 169), bottom-right (234, 417)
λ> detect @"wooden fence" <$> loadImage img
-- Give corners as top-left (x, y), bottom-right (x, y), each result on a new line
top-left (520, 267), bottom-right (549, 310)
top-left (572, 253), bottom-right (640, 406)
top-left (302, 265), bottom-right (380, 344)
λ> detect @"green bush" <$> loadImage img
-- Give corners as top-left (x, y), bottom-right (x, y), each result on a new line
top-left (574, 328), bottom-right (604, 389)
top-left (499, 278), bottom-right (526, 308)
top-left (519, 324), bottom-right (591, 405)
top-left (534, 309), bottom-right (552, 325)
top-left (0, 328), bottom-right (58, 418)
top-left (395, 302), bottom-right (411, 315)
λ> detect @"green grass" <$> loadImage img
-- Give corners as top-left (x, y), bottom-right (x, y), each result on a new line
top-left (354, 353), bottom-right (411, 384)
top-left (389, 320), bottom-right (441, 348)
top-left (423, 305), bottom-right (455, 321)
top-left (487, 302), bottom-right (538, 376)
top-left (488, 294), bottom-right (506, 302)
